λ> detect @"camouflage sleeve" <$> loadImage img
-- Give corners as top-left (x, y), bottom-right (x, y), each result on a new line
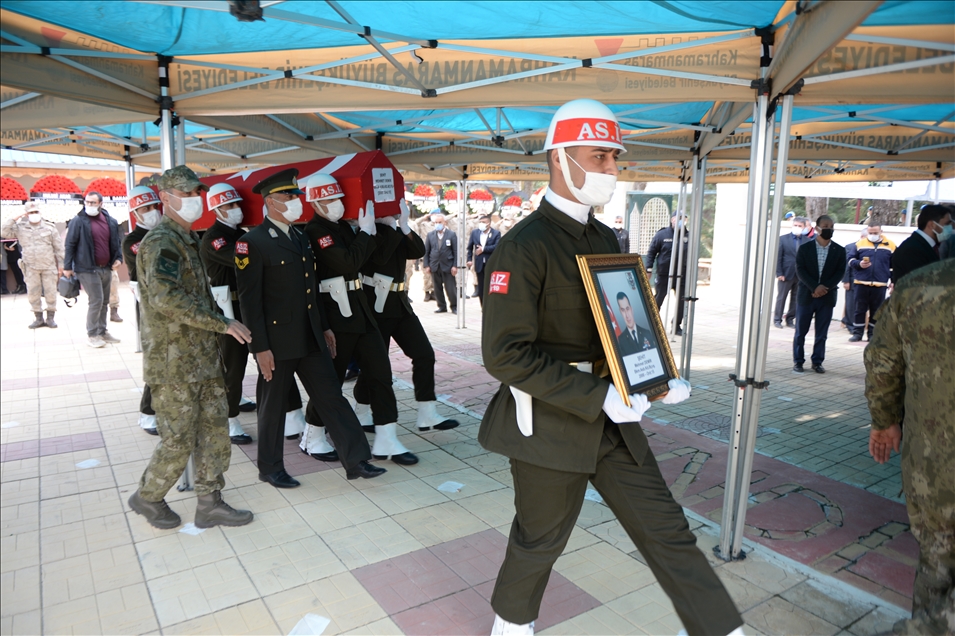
top-left (863, 291), bottom-right (905, 430)
top-left (0, 217), bottom-right (18, 240)
top-left (52, 226), bottom-right (65, 267)
top-left (139, 238), bottom-right (230, 335)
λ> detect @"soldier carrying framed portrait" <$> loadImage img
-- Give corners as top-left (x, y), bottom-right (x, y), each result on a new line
top-left (576, 253), bottom-right (678, 405)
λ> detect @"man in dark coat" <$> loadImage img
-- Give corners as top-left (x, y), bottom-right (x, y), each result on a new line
top-left (792, 215), bottom-right (847, 374)
top-left (774, 216), bottom-right (810, 328)
top-left (235, 169), bottom-right (383, 488)
top-left (644, 213), bottom-right (690, 335)
top-left (891, 204), bottom-right (951, 282)
top-left (423, 212), bottom-right (458, 313)
top-left (466, 214), bottom-right (501, 307)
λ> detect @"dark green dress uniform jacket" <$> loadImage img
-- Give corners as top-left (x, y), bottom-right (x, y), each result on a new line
top-left (235, 218), bottom-right (328, 361)
top-left (121, 224), bottom-right (149, 282)
top-left (360, 225), bottom-right (426, 318)
top-left (304, 216), bottom-right (378, 334)
top-left (200, 221), bottom-right (244, 319)
top-left (137, 216), bottom-right (230, 385)
top-left (478, 199), bottom-right (649, 474)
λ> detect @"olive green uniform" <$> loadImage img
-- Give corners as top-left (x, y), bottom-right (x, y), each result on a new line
top-left (123, 224), bottom-right (154, 416)
top-left (479, 197), bottom-right (741, 634)
top-left (864, 259), bottom-right (955, 635)
top-left (137, 215), bottom-right (232, 501)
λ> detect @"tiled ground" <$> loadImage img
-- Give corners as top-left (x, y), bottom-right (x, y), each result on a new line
top-left (0, 277), bottom-right (912, 635)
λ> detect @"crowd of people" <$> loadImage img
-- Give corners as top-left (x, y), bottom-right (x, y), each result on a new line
top-left (1, 97), bottom-right (951, 635)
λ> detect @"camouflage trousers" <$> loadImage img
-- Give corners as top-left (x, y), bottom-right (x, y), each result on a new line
top-left (24, 266), bottom-right (57, 313)
top-left (421, 265), bottom-right (433, 293)
top-left (109, 269), bottom-right (120, 309)
top-left (138, 377), bottom-right (231, 501)
top-left (893, 485), bottom-right (955, 634)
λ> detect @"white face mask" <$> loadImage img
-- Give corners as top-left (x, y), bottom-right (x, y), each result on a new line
top-left (321, 199), bottom-right (344, 223)
top-left (792, 227), bottom-right (803, 235)
top-left (280, 197), bottom-right (303, 223)
top-left (137, 209), bottom-right (161, 230)
top-left (217, 206), bottom-right (243, 228)
top-left (558, 148), bottom-right (617, 207)
top-left (172, 195), bottom-right (204, 224)
top-left (28, 213), bottom-right (41, 224)
top-left (935, 221), bottom-right (953, 242)
top-left (479, 222), bottom-right (488, 232)
top-left (867, 233), bottom-right (881, 243)
top-left (85, 204), bottom-right (100, 216)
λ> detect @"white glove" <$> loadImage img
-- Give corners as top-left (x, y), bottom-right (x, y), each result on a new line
top-left (376, 215), bottom-right (397, 230)
top-left (660, 378), bottom-right (691, 405)
top-left (357, 200), bottom-right (376, 236)
top-left (398, 200), bottom-right (412, 234)
top-left (602, 386), bottom-right (651, 423)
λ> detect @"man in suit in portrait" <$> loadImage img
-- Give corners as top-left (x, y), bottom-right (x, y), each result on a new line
top-left (423, 212), bottom-right (458, 313)
top-left (466, 214), bottom-right (501, 307)
top-left (793, 215), bottom-right (847, 374)
top-left (891, 204), bottom-right (951, 282)
top-left (616, 291), bottom-right (656, 357)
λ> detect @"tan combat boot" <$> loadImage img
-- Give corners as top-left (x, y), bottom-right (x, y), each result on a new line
top-left (28, 312), bottom-right (45, 329)
top-left (194, 491), bottom-right (253, 528)
top-left (45, 310), bottom-right (57, 328)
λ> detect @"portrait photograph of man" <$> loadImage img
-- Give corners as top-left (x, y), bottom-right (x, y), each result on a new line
top-left (597, 270), bottom-right (665, 388)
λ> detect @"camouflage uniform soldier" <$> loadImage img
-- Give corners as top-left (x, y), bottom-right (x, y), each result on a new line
top-left (1, 202), bottom-right (64, 328)
top-left (416, 211), bottom-right (437, 301)
top-left (128, 166), bottom-right (254, 530)
top-left (865, 259), bottom-right (954, 636)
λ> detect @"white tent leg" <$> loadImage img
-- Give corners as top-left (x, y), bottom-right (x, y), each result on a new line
top-left (158, 59), bottom-right (175, 171)
top-left (679, 155), bottom-right (706, 380)
top-left (664, 176), bottom-right (687, 336)
top-left (175, 118), bottom-right (186, 166)
top-left (457, 180), bottom-right (467, 329)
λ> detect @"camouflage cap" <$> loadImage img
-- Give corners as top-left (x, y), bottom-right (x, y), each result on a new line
top-left (159, 165), bottom-right (208, 192)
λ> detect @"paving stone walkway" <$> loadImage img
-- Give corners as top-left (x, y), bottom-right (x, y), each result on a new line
top-left (0, 277), bottom-right (912, 635)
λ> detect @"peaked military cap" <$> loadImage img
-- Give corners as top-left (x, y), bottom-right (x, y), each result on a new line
top-left (252, 168), bottom-right (304, 196)
top-left (159, 165), bottom-right (208, 192)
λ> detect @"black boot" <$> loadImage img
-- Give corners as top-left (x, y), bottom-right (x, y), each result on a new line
top-left (28, 312), bottom-right (46, 329)
top-left (45, 311), bottom-right (57, 328)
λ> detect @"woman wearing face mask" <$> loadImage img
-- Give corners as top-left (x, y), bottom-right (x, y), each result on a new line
top-left (301, 173), bottom-right (418, 468)
top-left (123, 186), bottom-right (163, 434)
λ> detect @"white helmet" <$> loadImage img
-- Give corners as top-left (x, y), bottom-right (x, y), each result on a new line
top-left (206, 183), bottom-right (242, 210)
top-left (543, 99), bottom-right (625, 153)
top-left (305, 173), bottom-right (344, 202)
top-left (127, 185), bottom-right (160, 211)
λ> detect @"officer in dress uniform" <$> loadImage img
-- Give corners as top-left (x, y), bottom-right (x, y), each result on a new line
top-left (128, 166), bottom-right (254, 530)
top-left (199, 183), bottom-right (256, 445)
top-left (479, 100), bottom-right (742, 636)
top-left (235, 169), bottom-right (384, 487)
top-left (355, 198), bottom-right (459, 432)
top-left (122, 186), bottom-right (162, 435)
top-left (301, 174), bottom-right (417, 466)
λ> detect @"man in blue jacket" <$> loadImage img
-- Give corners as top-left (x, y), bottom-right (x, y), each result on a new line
top-left (774, 216), bottom-right (810, 328)
top-left (793, 215), bottom-right (846, 374)
top-left (63, 192), bottom-right (122, 348)
top-left (845, 222), bottom-right (895, 342)
top-left (466, 214), bottom-right (501, 307)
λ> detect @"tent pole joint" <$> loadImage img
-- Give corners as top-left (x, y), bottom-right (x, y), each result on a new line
top-left (750, 78), bottom-right (772, 95)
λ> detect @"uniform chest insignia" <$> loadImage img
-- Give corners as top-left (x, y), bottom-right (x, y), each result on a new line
top-left (319, 235), bottom-right (334, 249)
top-left (235, 241), bottom-right (249, 255)
top-left (643, 338), bottom-right (651, 350)
top-left (269, 228), bottom-right (278, 238)
top-left (489, 271), bottom-right (510, 294)
top-left (131, 242), bottom-right (141, 254)
top-left (212, 237), bottom-right (227, 250)
top-left (235, 256), bottom-right (249, 270)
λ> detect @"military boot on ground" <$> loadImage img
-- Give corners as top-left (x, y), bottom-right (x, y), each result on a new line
top-left (28, 312), bottom-right (46, 329)
top-left (45, 310), bottom-right (57, 328)
top-left (128, 490), bottom-right (181, 529)
top-left (110, 307), bottom-right (123, 322)
top-left (194, 491), bottom-right (253, 528)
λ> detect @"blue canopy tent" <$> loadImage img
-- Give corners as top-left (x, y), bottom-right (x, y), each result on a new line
top-left (2, 0), bottom-right (953, 560)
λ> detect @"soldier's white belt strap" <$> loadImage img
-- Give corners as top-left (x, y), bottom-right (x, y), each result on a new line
top-left (361, 274), bottom-right (405, 313)
top-left (511, 362), bottom-right (595, 438)
top-left (319, 276), bottom-right (354, 317)
top-left (210, 284), bottom-right (235, 320)
top-left (129, 280), bottom-right (140, 302)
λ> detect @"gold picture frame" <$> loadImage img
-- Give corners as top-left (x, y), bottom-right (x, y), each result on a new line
top-left (576, 254), bottom-right (678, 406)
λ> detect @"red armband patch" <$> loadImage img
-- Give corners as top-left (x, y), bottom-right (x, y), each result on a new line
top-left (131, 242), bottom-right (141, 255)
top-left (318, 235), bottom-right (334, 249)
top-left (235, 241), bottom-right (249, 255)
top-left (212, 237), bottom-right (227, 251)
top-left (489, 271), bottom-right (510, 294)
